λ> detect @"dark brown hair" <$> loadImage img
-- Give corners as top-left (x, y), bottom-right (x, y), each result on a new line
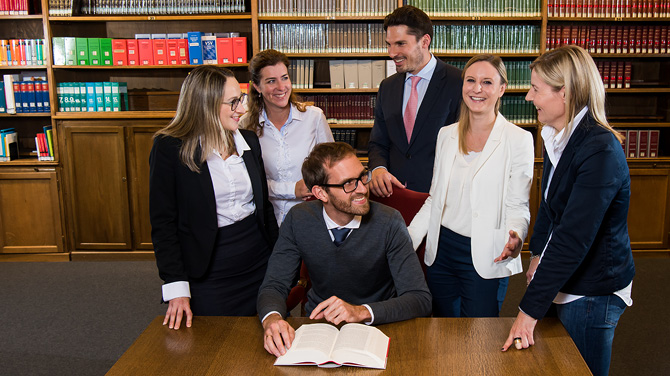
top-left (301, 142), bottom-right (357, 190)
top-left (383, 6), bottom-right (433, 46)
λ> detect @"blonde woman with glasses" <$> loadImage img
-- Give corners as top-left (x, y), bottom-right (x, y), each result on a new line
top-left (150, 66), bottom-right (278, 330)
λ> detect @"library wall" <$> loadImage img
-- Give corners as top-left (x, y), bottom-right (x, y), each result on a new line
top-left (0, 0), bottom-right (669, 260)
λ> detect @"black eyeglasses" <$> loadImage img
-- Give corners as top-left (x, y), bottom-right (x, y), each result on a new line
top-left (222, 93), bottom-right (248, 112)
top-left (320, 170), bottom-right (372, 193)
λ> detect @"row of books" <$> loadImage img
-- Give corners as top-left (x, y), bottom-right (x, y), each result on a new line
top-left (260, 23), bottom-right (386, 53)
top-left (547, 0), bottom-right (670, 18)
top-left (52, 33), bottom-right (247, 66)
top-left (302, 94), bottom-right (376, 124)
top-left (446, 60), bottom-right (533, 89)
top-left (621, 129), bottom-right (660, 158)
top-left (328, 60), bottom-right (394, 90)
top-left (546, 25), bottom-right (670, 54)
top-left (596, 61), bottom-right (632, 89)
top-left (499, 96), bottom-right (538, 124)
top-left (0, 128), bottom-right (19, 162)
top-left (48, 0), bottom-right (245, 16)
top-left (0, 39), bottom-right (46, 66)
top-left (0, 0), bottom-right (32, 15)
top-left (1, 74), bottom-right (50, 114)
top-left (407, 0), bottom-right (542, 17)
top-left (289, 60), bottom-right (315, 89)
top-left (258, 0), bottom-right (397, 16)
top-left (432, 25), bottom-right (540, 54)
top-left (332, 129), bottom-right (358, 149)
top-left (35, 125), bottom-right (55, 161)
top-left (56, 82), bottom-right (129, 112)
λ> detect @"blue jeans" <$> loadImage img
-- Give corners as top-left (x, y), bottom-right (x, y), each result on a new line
top-left (556, 295), bottom-right (627, 376)
top-left (427, 226), bottom-right (509, 317)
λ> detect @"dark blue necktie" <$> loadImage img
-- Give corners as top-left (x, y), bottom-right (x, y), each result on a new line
top-left (331, 228), bottom-right (351, 246)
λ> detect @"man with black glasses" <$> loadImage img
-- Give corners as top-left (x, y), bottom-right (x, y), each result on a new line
top-left (257, 142), bottom-right (432, 357)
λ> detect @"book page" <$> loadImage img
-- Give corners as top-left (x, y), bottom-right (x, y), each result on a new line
top-left (274, 323), bottom-right (339, 366)
top-left (331, 323), bottom-right (389, 369)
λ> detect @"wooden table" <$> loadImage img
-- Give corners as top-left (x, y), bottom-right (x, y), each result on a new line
top-left (107, 316), bottom-right (591, 375)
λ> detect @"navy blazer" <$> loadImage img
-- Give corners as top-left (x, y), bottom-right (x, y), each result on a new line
top-left (520, 114), bottom-right (635, 319)
top-left (368, 58), bottom-right (462, 193)
top-left (149, 129), bottom-right (278, 284)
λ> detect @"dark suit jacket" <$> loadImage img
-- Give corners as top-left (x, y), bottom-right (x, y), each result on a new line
top-left (520, 115), bottom-right (635, 319)
top-left (368, 58), bottom-right (462, 193)
top-left (149, 129), bottom-right (278, 285)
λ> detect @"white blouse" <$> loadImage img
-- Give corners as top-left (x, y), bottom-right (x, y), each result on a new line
top-left (241, 104), bottom-right (333, 225)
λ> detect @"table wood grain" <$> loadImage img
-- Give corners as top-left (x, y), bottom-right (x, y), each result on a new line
top-left (106, 316), bottom-right (591, 375)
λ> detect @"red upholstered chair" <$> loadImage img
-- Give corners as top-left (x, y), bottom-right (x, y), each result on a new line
top-left (370, 187), bottom-right (429, 275)
top-left (285, 261), bottom-right (311, 315)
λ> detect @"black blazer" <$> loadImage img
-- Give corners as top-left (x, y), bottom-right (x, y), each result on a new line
top-left (149, 129), bottom-right (278, 284)
top-left (520, 115), bottom-right (635, 319)
top-left (368, 58), bottom-right (462, 193)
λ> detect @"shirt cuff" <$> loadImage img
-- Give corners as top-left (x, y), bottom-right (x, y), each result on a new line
top-left (261, 311), bottom-right (282, 323)
top-left (162, 281), bottom-right (190, 302)
top-left (362, 304), bottom-right (374, 325)
top-left (371, 166), bottom-right (388, 172)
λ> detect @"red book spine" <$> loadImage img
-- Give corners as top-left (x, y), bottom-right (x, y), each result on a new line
top-left (635, 26), bottom-right (643, 53)
top-left (216, 37), bottom-right (233, 64)
top-left (571, 25), bottom-right (579, 46)
top-left (126, 39), bottom-right (138, 65)
top-left (177, 39), bottom-right (189, 65)
top-left (603, 61), bottom-right (611, 88)
top-left (654, 26), bottom-right (661, 53)
top-left (563, 25), bottom-right (571, 47)
top-left (627, 130), bottom-right (638, 158)
top-left (632, 0), bottom-right (638, 16)
top-left (152, 39), bottom-right (166, 65)
top-left (13, 81), bottom-right (22, 112)
top-left (232, 37), bottom-right (247, 64)
top-left (662, 26), bottom-right (668, 53)
top-left (166, 39), bottom-right (179, 65)
top-left (548, 0), bottom-right (555, 16)
top-left (637, 130), bottom-right (649, 158)
top-left (648, 130), bottom-right (659, 157)
top-left (616, 61), bottom-right (624, 88)
top-left (597, 26), bottom-right (604, 53)
top-left (138, 39), bottom-right (153, 65)
top-left (112, 39), bottom-right (127, 66)
top-left (624, 62), bottom-right (632, 88)
top-left (589, 26), bottom-right (598, 52)
top-left (622, 26), bottom-right (630, 52)
top-left (616, 26), bottom-right (623, 53)
top-left (580, 25), bottom-right (588, 49)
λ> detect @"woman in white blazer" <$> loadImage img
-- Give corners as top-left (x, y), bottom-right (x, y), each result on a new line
top-left (408, 55), bottom-right (535, 317)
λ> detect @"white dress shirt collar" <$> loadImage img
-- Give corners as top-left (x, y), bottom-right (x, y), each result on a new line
top-left (261, 104), bottom-right (295, 131)
top-left (322, 207), bottom-right (362, 230)
top-left (541, 106), bottom-right (588, 168)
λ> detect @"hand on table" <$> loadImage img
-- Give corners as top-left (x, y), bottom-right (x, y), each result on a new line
top-left (309, 296), bottom-right (371, 325)
top-left (163, 296), bottom-right (192, 330)
top-left (262, 313), bottom-right (296, 357)
top-left (502, 310), bottom-right (538, 351)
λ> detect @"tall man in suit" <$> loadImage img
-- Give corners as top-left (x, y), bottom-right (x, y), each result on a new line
top-left (369, 6), bottom-right (462, 196)
top-left (258, 142), bottom-right (431, 357)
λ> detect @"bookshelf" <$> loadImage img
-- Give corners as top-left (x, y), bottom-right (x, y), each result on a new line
top-left (0, 0), bottom-right (668, 261)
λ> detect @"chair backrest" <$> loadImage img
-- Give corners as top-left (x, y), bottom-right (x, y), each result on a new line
top-left (370, 187), bottom-right (429, 275)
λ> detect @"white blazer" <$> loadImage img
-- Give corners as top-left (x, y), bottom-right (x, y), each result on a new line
top-left (408, 114), bottom-right (535, 279)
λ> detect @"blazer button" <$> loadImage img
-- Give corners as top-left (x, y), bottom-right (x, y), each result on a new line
top-left (473, 212), bottom-right (479, 218)
top-left (405, 153), bottom-right (411, 159)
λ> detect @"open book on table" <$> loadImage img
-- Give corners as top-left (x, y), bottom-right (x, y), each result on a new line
top-left (274, 323), bottom-right (390, 369)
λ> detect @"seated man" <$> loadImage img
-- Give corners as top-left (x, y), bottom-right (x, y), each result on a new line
top-left (258, 142), bottom-right (432, 357)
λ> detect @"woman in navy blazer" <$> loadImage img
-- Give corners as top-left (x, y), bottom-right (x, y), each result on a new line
top-left (150, 66), bottom-right (278, 330)
top-left (502, 46), bottom-right (635, 376)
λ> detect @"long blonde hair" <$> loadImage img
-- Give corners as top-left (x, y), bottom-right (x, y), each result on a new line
top-left (457, 54), bottom-right (508, 154)
top-left (245, 49), bottom-right (306, 136)
top-left (530, 45), bottom-right (623, 143)
top-left (155, 66), bottom-right (237, 173)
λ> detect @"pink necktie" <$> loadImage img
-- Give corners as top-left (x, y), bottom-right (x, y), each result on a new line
top-left (404, 76), bottom-right (421, 142)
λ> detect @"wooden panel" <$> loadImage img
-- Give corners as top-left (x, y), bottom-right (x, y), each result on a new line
top-left (127, 125), bottom-right (164, 250)
top-left (525, 165), bottom-right (543, 248)
top-left (62, 125), bottom-right (132, 250)
top-left (0, 171), bottom-right (63, 253)
top-left (628, 168), bottom-right (670, 249)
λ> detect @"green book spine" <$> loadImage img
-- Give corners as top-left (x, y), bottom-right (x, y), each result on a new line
top-left (88, 38), bottom-right (101, 65)
top-left (100, 38), bottom-right (113, 65)
top-left (95, 82), bottom-right (104, 112)
top-left (64, 37), bottom-right (77, 66)
top-left (111, 82), bottom-right (120, 111)
top-left (76, 38), bottom-right (89, 65)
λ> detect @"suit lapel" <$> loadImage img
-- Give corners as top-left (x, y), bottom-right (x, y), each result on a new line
top-left (195, 149), bottom-right (217, 219)
top-left (242, 146), bottom-right (263, 215)
top-left (472, 115), bottom-right (504, 177)
top-left (410, 60), bottom-right (448, 146)
top-left (386, 73), bottom-right (409, 150)
top-left (546, 116), bottom-right (590, 202)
